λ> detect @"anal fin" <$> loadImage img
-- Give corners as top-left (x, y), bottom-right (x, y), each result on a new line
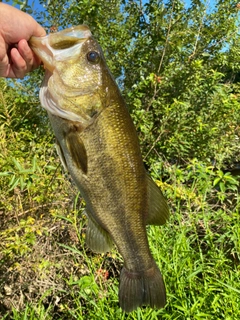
top-left (85, 211), bottom-right (113, 253)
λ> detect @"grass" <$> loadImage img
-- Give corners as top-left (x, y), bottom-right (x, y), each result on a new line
top-left (0, 157), bottom-right (239, 319)
top-left (0, 79), bottom-right (239, 319)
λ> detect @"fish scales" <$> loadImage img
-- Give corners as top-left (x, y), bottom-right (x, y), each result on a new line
top-left (49, 102), bottom-right (151, 270)
top-left (29, 25), bottom-right (169, 313)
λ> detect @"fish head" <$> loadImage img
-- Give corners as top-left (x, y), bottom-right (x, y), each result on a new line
top-left (29, 25), bottom-right (116, 125)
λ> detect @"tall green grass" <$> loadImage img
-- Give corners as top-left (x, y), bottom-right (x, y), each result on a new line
top-left (1, 159), bottom-right (239, 319)
top-left (0, 78), bottom-right (239, 319)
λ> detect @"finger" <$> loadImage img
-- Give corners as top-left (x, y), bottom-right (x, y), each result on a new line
top-left (18, 39), bottom-right (41, 71)
top-left (0, 54), bottom-right (10, 77)
top-left (0, 36), bottom-right (10, 77)
top-left (9, 41), bottom-right (41, 78)
top-left (10, 47), bottom-right (28, 78)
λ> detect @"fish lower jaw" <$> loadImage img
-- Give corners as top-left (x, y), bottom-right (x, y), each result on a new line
top-left (38, 69), bottom-right (80, 122)
top-left (39, 86), bottom-right (87, 123)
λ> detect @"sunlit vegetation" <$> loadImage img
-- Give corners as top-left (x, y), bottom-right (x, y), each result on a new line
top-left (0, 0), bottom-right (239, 319)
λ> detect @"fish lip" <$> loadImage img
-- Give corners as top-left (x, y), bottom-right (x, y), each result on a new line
top-left (29, 25), bottom-right (92, 72)
top-left (50, 24), bottom-right (91, 38)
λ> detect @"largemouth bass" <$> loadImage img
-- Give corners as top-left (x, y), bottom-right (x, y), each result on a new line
top-left (29, 25), bottom-right (169, 313)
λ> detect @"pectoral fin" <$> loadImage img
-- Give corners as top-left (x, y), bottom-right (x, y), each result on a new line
top-left (146, 174), bottom-right (169, 226)
top-left (85, 211), bottom-right (113, 253)
top-left (65, 131), bottom-right (88, 174)
top-left (55, 139), bottom-right (68, 172)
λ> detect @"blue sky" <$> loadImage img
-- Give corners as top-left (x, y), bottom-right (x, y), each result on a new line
top-left (3, 0), bottom-right (217, 13)
top-left (3, 0), bottom-right (44, 11)
top-left (2, 0), bottom-right (218, 32)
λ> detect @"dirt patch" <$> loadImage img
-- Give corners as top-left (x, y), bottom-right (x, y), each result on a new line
top-left (0, 201), bottom-right (121, 318)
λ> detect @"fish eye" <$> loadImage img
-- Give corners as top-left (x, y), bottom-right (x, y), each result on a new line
top-left (87, 51), bottom-right (100, 64)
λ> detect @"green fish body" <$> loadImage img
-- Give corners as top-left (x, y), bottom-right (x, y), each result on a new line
top-left (29, 25), bottom-right (169, 312)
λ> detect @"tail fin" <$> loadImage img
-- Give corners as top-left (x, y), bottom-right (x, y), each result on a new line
top-left (118, 263), bottom-right (166, 313)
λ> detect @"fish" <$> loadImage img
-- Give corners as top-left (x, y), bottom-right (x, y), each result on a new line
top-left (29, 25), bottom-right (169, 313)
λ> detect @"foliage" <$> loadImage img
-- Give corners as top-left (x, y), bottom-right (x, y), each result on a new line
top-left (0, 0), bottom-right (240, 319)
top-left (1, 157), bottom-right (239, 319)
top-left (9, 0), bottom-right (239, 168)
top-left (0, 78), bottom-right (67, 254)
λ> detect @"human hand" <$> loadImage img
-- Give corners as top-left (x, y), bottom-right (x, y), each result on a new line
top-left (0, 3), bottom-right (46, 78)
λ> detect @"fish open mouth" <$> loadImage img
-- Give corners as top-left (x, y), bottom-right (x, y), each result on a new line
top-left (29, 25), bottom-right (92, 72)
top-left (29, 26), bottom-right (92, 122)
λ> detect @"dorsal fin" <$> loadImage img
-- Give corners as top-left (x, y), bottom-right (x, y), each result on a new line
top-left (146, 174), bottom-right (169, 226)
